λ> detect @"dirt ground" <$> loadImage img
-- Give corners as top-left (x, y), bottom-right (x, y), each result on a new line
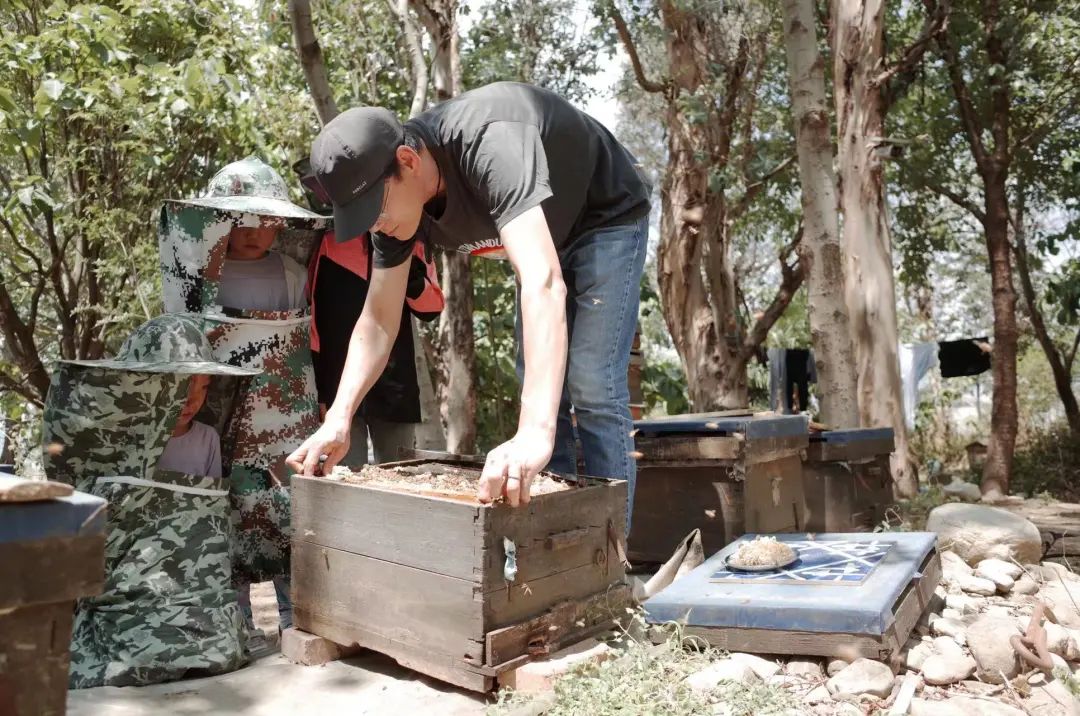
top-left (66, 582), bottom-right (487, 716)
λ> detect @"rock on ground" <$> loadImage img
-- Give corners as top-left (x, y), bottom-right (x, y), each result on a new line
top-left (926, 503), bottom-right (1043, 565)
top-left (907, 641), bottom-right (936, 671)
top-left (786, 658), bottom-right (825, 679)
top-left (946, 594), bottom-right (982, 614)
top-left (684, 659), bottom-right (759, 693)
top-left (827, 658), bottom-right (849, 676)
top-left (1013, 574), bottom-right (1042, 595)
top-left (942, 551), bottom-right (975, 576)
top-left (958, 574), bottom-right (999, 596)
top-left (727, 652), bottom-right (782, 679)
top-left (921, 653), bottom-right (976, 685)
top-left (967, 615), bottom-right (1022, 683)
top-left (910, 696), bottom-right (1026, 716)
top-left (825, 658), bottom-right (895, 698)
top-left (1042, 581), bottom-right (1080, 629)
top-left (931, 617), bottom-right (968, 644)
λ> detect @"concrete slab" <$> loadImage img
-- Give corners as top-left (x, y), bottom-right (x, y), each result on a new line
top-left (67, 650), bottom-right (487, 716)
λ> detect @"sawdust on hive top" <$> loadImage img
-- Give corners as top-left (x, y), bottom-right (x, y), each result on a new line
top-left (728, 536), bottom-right (797, 568)
top-left (326, 462), bottom-right (574, 502)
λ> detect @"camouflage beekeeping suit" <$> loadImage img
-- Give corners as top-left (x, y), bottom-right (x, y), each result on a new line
top-left (41, 314), bottom-right (259, 688)
top-left (159, 157), bottom-right (327, 586)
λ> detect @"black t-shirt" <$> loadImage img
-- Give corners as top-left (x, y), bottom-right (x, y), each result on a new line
top-left (372, 82), bottom-right (651, 267)
top-left (311, 256), bottom-right (420, 423)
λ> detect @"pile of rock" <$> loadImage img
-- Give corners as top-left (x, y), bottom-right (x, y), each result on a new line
top-left (675, 504), bottom-right (1080, 715)
top-left (512, 504), bottom-right (1080, 715)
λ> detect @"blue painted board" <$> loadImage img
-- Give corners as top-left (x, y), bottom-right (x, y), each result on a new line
top-left (635, 412), bottom-right (808, 440)
top-left (809, 428), bottom-right (894, 444)
top-left (711, 538), bottom-right (892, 585)
top-left (0, 490), bottom-right (106, 544)
top-left (644, 532), bottom-right (936, 636)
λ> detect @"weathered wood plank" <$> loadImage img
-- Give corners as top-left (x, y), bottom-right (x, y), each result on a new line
top-left (0, 601), bottom-right (74, 716)
top-left (483, 482), bottom-right (626, 592)
top-left (890, 551), bottom-right (941, 643)
top-left (291, 540), bottom-right (486, 661)
top-left (484, 561), bottom-right (628, 629)
top-left (803, 458), bottom-right (893, 532)
top-left (628, 465), bottom-right (744, 563)
top-left (742, 435), bottom-right (810, 465)
top-left (744, 455), bottom-right (806, 534)
top-left (294, 606), bottom-right (493, 692)
top-left (292, 476), bottom-right (482, 582)
top-left (0, 535), bottom-right (105, 609)
top-left (806, 438), bottom-right (895, 464)
top-left (633, 435), bottom-right (743, 462)
top-left (678, 624), bottom-right (895, 662)
top-left (485, 585), bottom-right (632, 667)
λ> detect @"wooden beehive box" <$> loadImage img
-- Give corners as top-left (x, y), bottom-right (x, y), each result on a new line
top-left (291, 459), bottom-right (630, 692)
top-left (803, 428), bottom-right (895, 532)
top-left (0, 480), bottom-right (106, 716)
top-left (628, 412), bottom-right (809, 563)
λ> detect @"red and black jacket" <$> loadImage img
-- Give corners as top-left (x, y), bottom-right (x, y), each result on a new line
top-left (308, 231), bottom-right (444, 423)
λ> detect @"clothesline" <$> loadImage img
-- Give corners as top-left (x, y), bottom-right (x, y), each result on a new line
top-left (767, 338), bottom-right (992, 428)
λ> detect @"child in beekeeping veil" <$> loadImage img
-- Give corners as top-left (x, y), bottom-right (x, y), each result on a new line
top-left (208, 159), bottom-right (309, 312)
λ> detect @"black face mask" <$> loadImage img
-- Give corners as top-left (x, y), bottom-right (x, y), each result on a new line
top-left (291, 156), bottom-right (333, 215)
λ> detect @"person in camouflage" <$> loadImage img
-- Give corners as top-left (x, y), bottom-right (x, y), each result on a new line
top-left (42, 314), bottom-right (259, 688)
top-left (158, 157), bottom-right (327, 633)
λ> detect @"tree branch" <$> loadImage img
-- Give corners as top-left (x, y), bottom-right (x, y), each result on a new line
top-left (387, 0), bottom-right (430, 118)
top-left (937, 23), bottom-right (990, 170)
top-left (741, 225), bottom-right (806, 360)
top-left (608, 1), bottom-right (667, 93)
top-left (923, 179), bottom-right (987, 223)
top-left (1068, 326), bottom-right (1080, 375)
top-left (288, 0), bottom-right (340, 125)
top-left (876, 0), bottom-right (949, 108)
top-left (729, 155), bottom-right (796, 221)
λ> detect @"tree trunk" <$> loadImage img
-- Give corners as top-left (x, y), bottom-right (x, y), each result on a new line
top-left (412, 0), bottom-right (478, 453)
top-left (657, 122), bottom-right (747, 410)
top-left (1013, 202), bottom-right (1080, 437)
top-left (412, 320), bottom-right (447, 449)
top-left (782, 0), bottom-right (860, 428)
top-left (832, 0), bottom-right (914, 495)
top-left (979, 174), bottom-right (1018, 499)
top-left (288, 0), bottom-right (339, 125)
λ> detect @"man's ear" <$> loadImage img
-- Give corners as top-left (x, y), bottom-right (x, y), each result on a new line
top-left (395, 144), bottom-right (421, 174)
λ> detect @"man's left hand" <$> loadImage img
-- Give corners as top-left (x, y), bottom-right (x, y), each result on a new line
top-left (477, 428), bottom-right (554, 507)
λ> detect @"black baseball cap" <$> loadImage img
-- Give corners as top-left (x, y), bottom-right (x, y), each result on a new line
top-left (310, 107), bottom-right (404, 242)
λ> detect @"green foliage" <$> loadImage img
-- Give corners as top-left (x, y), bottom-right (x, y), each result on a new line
top-left (1012, 422), bottom-right (1080, 502)
top-left (489, 611), bottom-right (796, 716)
top-left (472, 258), bottom-right (520, 450)
top-left (462, 0), bottom-right (602, 103)
top-left (0, 0), bottom-right (269, 412)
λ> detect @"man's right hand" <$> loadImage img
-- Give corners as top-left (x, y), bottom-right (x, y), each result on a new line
top-left (286, 413), bottom-right (352, 477)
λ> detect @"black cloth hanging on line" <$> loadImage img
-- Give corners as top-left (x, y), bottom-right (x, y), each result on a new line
top-left (938, 338), bottom-right (991, 378)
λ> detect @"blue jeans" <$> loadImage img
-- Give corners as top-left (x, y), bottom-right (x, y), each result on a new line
top-left (516, 216), bottom-right (648, 525)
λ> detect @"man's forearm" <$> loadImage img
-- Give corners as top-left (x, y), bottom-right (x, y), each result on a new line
top-left (326, 313), bottom-right (398, 420)
top-left (517, 280), bottom-right (567, 438)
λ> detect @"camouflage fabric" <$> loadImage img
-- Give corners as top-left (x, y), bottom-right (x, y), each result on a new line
top-left (159, 194), bottom-right (324, 585)
top-left (196, 156), bottom-right (327, 220)
top-left (69, 470), bottom-right (247, 688)
top-left (63, 313), bottom-right (259, 376)
top-left (42, 365), bottom-right (187, 492)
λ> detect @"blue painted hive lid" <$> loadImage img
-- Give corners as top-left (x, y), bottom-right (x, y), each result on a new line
top-left (635, 412), bottom-right (808, 440)
top-left (808, 427), bottom-right (895, 444)
top-left (0, 488), bottom-right (107, 544)
top-left (644, 532), bottom-right (936, 636)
